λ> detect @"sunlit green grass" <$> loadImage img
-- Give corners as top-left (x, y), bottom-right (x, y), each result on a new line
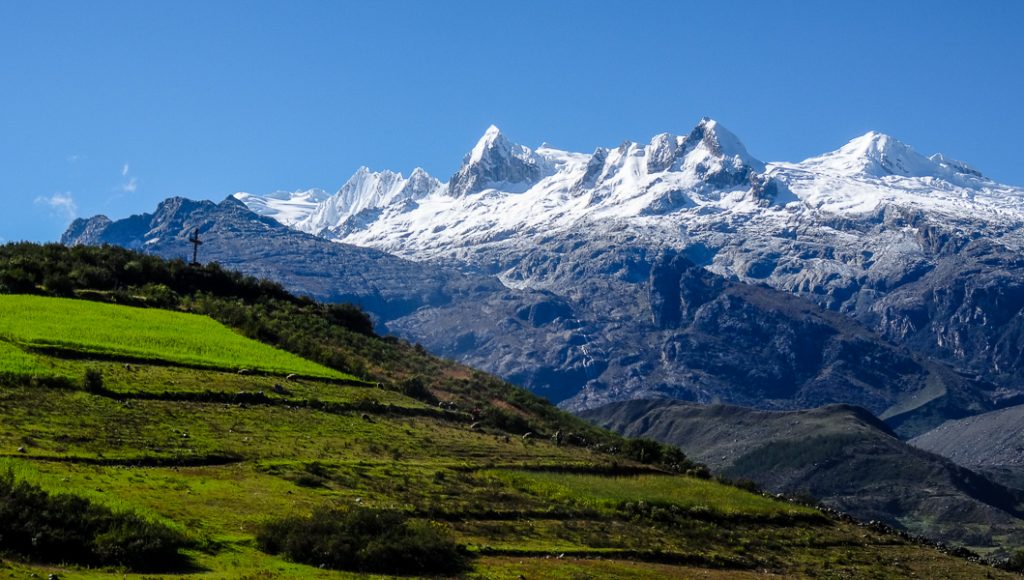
top-left (0, 340), bottom-right (61, 377)
top-left (0, 294), bottom-right (354, 379)
top-left (0, 381), bottom-right (589, 465)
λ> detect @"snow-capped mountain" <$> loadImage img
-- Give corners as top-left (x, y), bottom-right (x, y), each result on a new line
top-left (238, 118), bottom-right (790, 263)
top-left (236, 118), bottom-right (1024, 308)
top-left (234, 118), bottom-right (1024, 415)
top-left (239, 119), bottom-right (1023, 267)
top-left (333, 121), bottom-right (1020, 264)
top-left (769, 131), bottom-right (1023, 221)
top-left (236, 168), bottom-right (443, 238)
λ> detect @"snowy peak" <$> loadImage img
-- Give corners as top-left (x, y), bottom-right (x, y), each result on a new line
top-left (299, 167), bottom-right (441, 235)
top-left (800, 131), bottom-right (967, 180)
top-left (403, 167), bottom-right (441, 197)
top-left (844, 131), bottom-right (928, 176)
top-left (580, 118), bottom-right (768, 203)
top-left (686, 117), bottom-right (764, 172)
top-left (468, 124), bottom-right (505, 164)
top-left (641, 118), bottom-right (764, 176)
top-left (646, 133), bottom-right (685, 173)
top-left (449, 126), bottom-right (550, 196)
top-left (795, 131), bottom-right (997, 187)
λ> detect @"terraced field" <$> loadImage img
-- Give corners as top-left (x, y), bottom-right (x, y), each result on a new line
top-left (0, 295), bottom-right (356, 380)
top-left (0, 293), bottom-right (1010, 578)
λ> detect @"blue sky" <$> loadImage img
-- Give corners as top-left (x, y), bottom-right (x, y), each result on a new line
top-left (2, 1), bottom-right (1022, 242)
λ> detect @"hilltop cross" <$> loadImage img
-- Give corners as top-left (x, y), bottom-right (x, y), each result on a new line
top-left (188, 228), bottom-right (203, 266)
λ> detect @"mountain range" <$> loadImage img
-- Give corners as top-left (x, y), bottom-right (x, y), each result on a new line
top-left (64, 118), bottom-right (1024, 435)
top-left (60, 118), bottom-right (1024, 552)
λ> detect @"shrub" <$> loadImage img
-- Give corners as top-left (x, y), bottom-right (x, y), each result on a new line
top-left (137, 283), bottom-right (179, 308)
top-left (256, 506), bottom-right (467, 575)
top-left (733, 478), bottom-right (761, 494)
top-left (480, 406), bottom-right (532, 434)
top-left (0, 469), bottom-right (188, 570)
top-left (622, 438), bottom-right (664, 464)
top-left (687, 465), bottom-right (712, 479)
top-left (324, 303), bottom-right (374, 336)
top-left (91, 515), bottom-right (189, 570)
top-left (400, 376), bottom-right (437, 404)
top-left (1000, 548), bottom-right (1024, 572)
top-left (83, 368), bottom-right (104, 393)
top-left (42, 272), bottom-right (75, 296)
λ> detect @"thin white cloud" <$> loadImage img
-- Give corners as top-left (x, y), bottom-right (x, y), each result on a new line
top-left (122, 177), bottom-right (138, 193)
top-left (34, 192), bottom-right (78, 222)
top-left (119, 163), bottom-right (138, 194)
top-left (67, 154), bottom-right (83, 163)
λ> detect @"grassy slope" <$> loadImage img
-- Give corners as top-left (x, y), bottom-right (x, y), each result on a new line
top-left (0, 295), bottom-right (355, 380)
top-left (0, 294), bottom-right (1009, 577)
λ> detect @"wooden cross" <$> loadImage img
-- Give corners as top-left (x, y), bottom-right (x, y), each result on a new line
top-left (188, 227), bottom-right (203, 265)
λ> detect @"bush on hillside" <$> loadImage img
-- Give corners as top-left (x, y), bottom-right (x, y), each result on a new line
top-left (1000, 548), bottom-right (1024, 572)
top-left (256, 506), bottom-right (467, 575)
top-left (324, 303), bottom-right (375, 337)
top-left (621, 438), bottom-right (694, 471)
top-left (399, 375), bottom-right (437, 404)
top-left (83, 368), bottom-right (104, 393)
top-left (0, 469), bottom-right (188, 570)
top-left (480, 405), bottom-right (532, 434)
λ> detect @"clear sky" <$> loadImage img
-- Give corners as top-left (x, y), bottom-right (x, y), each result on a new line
top-left (2, 0), bottom-right (1022, 242)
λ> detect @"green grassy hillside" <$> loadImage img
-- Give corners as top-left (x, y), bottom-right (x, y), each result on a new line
top-left (0, 294), bottom-right (355, 380)
top-left (0, 244), bottom-right (1012, 578)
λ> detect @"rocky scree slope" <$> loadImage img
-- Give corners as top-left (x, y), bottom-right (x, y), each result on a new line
top-left (911, 403), bottom-right (1024, 492)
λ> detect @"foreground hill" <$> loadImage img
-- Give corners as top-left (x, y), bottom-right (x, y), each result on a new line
top-left (582, 399), bottom-right (1024, 554)
top-left (0, 243), bottom-right (1009, 577)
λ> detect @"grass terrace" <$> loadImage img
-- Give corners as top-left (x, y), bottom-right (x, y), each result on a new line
top-left (0, 295), bottom-right (357, 380)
